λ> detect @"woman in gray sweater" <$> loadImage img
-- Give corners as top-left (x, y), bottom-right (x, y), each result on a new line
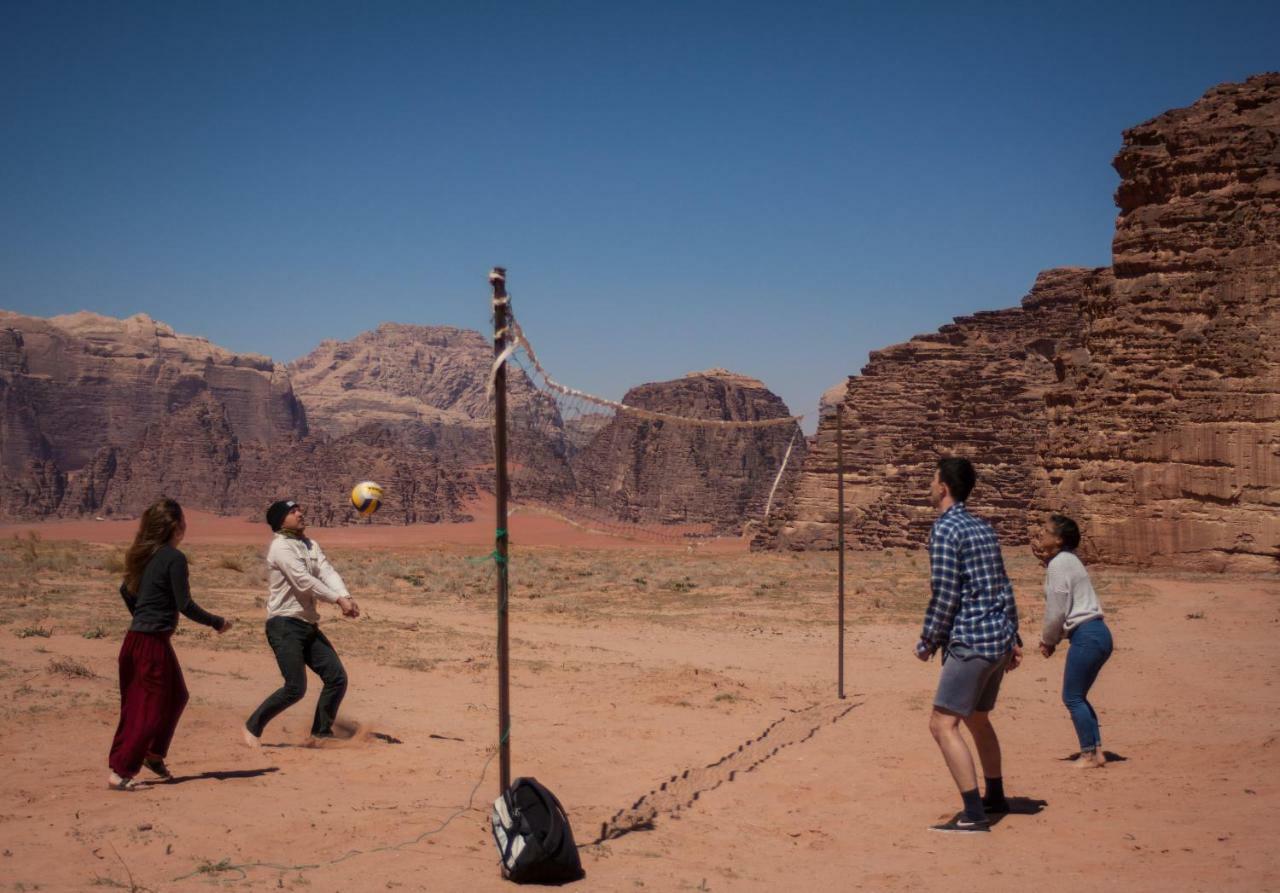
top-left (1032, 514), bottom-right (1112, 769)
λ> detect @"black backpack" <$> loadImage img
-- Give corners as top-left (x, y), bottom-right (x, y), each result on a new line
top-left (491, 777), bottom-right (585, 885)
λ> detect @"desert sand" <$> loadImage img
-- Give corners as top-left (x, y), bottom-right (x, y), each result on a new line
top-left (1, 516), bottom-right (1276, 891)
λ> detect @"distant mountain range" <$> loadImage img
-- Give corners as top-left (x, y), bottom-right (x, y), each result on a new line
top-left (0, 311), bottom-right (799, 532)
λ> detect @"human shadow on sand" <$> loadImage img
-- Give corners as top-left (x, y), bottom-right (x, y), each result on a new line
top-left (1062, 750), bottom-right (1128, 764)
top-left (591, 700), bottom-right (861, 845)
top-left (986, 797), bottom-right (1049, 827)
top-left (159, 767), bottom-right (281, 786)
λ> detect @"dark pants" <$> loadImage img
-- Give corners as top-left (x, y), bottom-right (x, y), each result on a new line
top-left (109, 630), bottom-right (189, 777)
top-left (246, 617), bottom-right (348, 737)
top-left (1063, 618), bottom-right (1113, 751)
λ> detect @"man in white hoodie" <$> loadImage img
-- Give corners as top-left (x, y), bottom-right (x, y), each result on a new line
top-left (243, 500), bottom-right (360, 747)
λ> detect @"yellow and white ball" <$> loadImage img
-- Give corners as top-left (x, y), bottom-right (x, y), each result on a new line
top-left (351, 480), bottom-right (384, 516)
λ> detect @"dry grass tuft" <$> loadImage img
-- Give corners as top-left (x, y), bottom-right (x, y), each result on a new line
top-left (15, 625), bottom-right (53, 639)
top-left (47, 656), bottom-right (95, 678)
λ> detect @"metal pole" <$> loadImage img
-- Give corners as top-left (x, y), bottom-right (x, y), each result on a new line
top-left (490, 267), bottom-right (512, 792)
top-left (837, 403), bottom-right (845, 699)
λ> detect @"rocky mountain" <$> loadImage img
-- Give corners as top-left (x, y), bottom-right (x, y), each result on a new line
top-left (0, 311), bottom-right (301, 517)
top-left (290, 321), bottom-right (583, 507)
top-left (291, 324), bottom-right (509, 434)
top-left (0, 310), bottom-right (302, 472)
top-left (761, 74), bottom-right (1279, 571)
top-left (0, 312), bottom-right (478, 523)
top-left (0, 312), bottom-right (800, 533)
top-left (566, 369), bottom-right (804, 533)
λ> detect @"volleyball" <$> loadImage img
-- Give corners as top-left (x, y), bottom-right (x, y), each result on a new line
top-left (350, 480), bottom-right (384, 516)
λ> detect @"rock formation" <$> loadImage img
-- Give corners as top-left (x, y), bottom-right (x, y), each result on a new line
top-left (762, 74), bottom-right (1280, 571)
top-left (291, 324), bottom-right (504, 435)
top-left (0, 311), bottom-right (303, 517)
top-left (567, 370), bottom-right (804, 533)
top-left (292, 322), bottom-right (574, 505)
top-left (0, 309), bottom-right (796, 533)
top-left (760, 267), bottom-right (1106, 551)
top-left (1045, 74), bottom-right (1280, 571)
top-left (0, 312), bottom-right (478, 523)
top-left (0, 311), bottom-right (302, 472)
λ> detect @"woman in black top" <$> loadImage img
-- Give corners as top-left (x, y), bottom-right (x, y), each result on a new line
top-left (107, 498), bottom-right (232, 790)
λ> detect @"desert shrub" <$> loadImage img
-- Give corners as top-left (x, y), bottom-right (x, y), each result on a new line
top-left (47, 656), bottom-right (95, 678)
top-left (15, 625), bottom-right (53, 638)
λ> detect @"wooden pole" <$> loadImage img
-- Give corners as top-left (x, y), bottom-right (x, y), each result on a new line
top-left (490, 267), bottom-right (512, 792)
top-left (837, 404), bottom-right (846, 699)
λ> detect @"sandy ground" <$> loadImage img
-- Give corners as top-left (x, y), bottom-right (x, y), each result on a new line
top-left (1, 521), bottom-right (1277, 892)
top-left (0, 502), bottom-right (746, 552)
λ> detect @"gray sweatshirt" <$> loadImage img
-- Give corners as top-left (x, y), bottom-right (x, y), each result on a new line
top-left (1041, 551), bottom-right (1104, 647)
top-left (265, 533), bottom-right (351, 624)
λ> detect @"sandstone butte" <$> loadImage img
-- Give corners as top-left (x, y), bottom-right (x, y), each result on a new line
top-left (759, 73), bottom-right (1280, 573)
top-left (564, 369), bottom-right (804, 533)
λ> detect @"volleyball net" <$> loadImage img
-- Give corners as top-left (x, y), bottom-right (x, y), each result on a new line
top-left (494, 302), bottom-right (806, 544)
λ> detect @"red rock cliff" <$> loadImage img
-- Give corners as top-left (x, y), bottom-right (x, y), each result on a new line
top-left (1045, 74), bottom-right (1280, 571)
top-left (759, 268), bottom-right (1103, 551)
top-left (762, 74), bottom-right (1280, 571)
top-left (0, 312), bottom-right (479, 523)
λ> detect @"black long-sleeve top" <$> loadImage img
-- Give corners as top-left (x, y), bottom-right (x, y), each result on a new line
top-left (119, 544), bottom-right (224, 634)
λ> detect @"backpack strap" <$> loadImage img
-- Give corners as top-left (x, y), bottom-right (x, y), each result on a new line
top-left (515, 778), bottom-right (570, 856)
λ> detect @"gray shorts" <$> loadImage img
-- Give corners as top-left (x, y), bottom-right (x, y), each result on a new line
top-left (933, 645), bottom-right (1009, 717)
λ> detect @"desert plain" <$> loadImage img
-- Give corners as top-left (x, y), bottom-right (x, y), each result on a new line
top-left (0, 510), bottom-right (1277, 892)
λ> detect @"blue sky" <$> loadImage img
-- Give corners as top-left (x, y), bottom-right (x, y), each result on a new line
top-left (2, 1), bottom-right (1277, 431)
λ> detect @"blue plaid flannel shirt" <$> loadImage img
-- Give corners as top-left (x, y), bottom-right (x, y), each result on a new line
top-left (920, 503), bottom-right (1019, 660)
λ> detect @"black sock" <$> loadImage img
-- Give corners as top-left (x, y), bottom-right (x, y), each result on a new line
top-left (961, 788), bottom-right (986, 822)
top-left (983, 776), bottom-right (1005, 805)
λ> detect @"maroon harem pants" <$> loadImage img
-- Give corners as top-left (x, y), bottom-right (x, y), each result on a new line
top-left (108, 630), bottom-right (189, 778)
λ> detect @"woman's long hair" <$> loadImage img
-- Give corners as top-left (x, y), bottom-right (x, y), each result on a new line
top-left (123, 498), bottom-right (185, 595)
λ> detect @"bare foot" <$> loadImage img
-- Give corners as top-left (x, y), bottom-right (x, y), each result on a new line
top-left (241, 726), bottom-right (262, 750)
top-left (1075, 750), bottom-right (1105, 768)
top-left (107, 772), bottom-right (139, 791)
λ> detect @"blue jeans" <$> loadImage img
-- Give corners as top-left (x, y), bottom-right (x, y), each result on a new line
top-left (1062, 618), bottom-right (1112, 751)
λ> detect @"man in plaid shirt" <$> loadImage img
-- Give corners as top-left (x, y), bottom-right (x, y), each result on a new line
top-left (914, 457), bottom-right (1022, 833)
